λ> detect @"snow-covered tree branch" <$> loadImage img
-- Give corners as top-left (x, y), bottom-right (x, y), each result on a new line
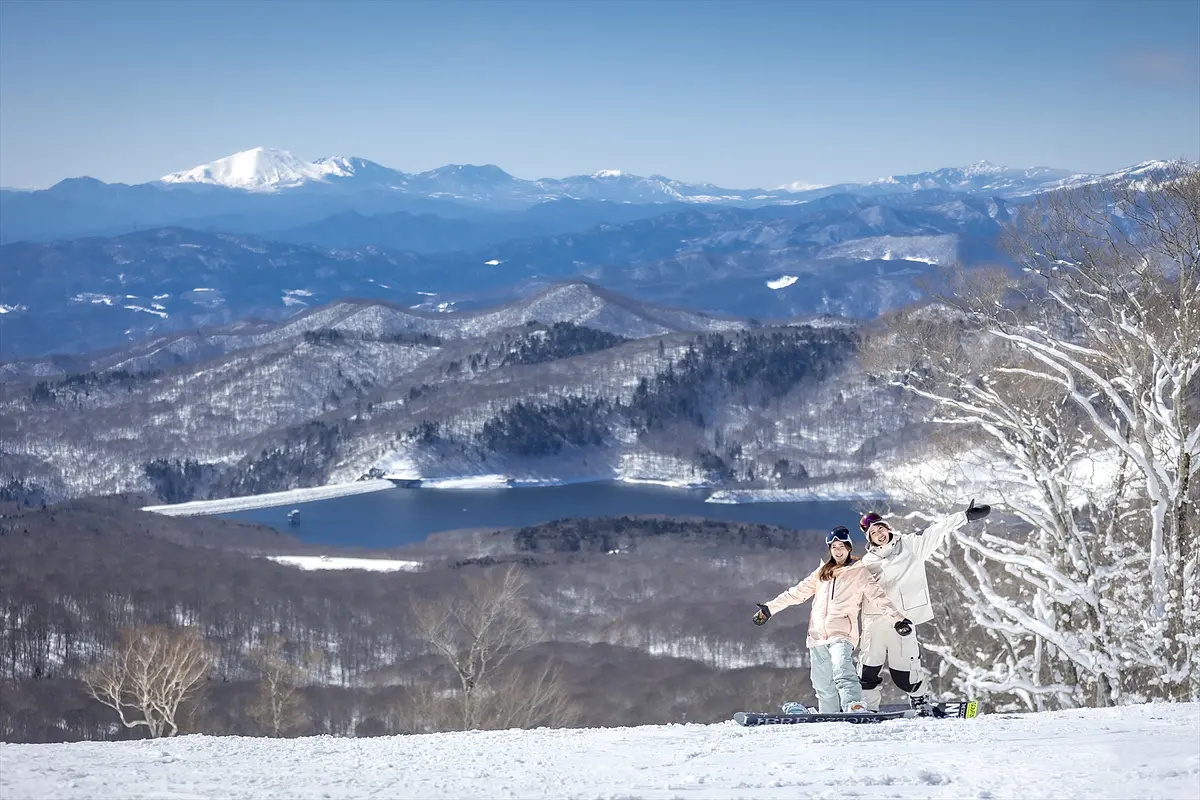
top-left (862, 162), bottom-right (1200, 706)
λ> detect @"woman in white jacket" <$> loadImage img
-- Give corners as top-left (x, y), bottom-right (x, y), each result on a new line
top-left (856, 499), bottom-right (991, 715)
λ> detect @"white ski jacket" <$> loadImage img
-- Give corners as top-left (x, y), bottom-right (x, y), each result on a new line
top-left (859, 511), bottom-right (967, 625)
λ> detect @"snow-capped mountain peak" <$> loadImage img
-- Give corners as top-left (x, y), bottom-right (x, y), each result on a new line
top-left (592, 169), bottom-right (624, 179)
top-left (160, 147), bottom-right (353, 192)
top-left (313, 155), bottom-right (363, 173)
top-left (864, 161), bottom-right (1085, 195)
top-left (419, 164), bottom-right (514, 179)
top-left (1100, 159), bottom-right (1176, 178)
top-left (775, 180), bottom-right (829, 192)
top-left (1046, 159), bottom-right (1184, 193)
top-left (961, 160), bottom-right (1007, 175)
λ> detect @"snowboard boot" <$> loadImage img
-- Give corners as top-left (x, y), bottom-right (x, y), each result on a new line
top-left (909, 695), bottom-right (946, 718)
top-left (844, 701), bottom-right (873, 713)
top-left (780, 701), bottom-right (812, 714)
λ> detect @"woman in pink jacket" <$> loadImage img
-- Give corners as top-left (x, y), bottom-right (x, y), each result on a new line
top-left (752, 526), bottom-right (911, 713)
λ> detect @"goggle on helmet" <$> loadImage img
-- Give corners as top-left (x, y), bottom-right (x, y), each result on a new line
top-left (859, 512), bottom-right (890, 533)
top-left (826, 526), bottom-right (853, 546)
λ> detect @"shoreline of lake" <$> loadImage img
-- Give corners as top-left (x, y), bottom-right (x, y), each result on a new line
top-left (200, 481), bottom-right (875, 550)
top-left (141, 473), bottom-right (890, 518)
top-left (141, 479), bottom-right (396, 516)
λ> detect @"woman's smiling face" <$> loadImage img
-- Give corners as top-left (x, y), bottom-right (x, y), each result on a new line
top-left (829, 541), bottom-right (851, 562)
top-left (868, 522), bottom-right (892, 546)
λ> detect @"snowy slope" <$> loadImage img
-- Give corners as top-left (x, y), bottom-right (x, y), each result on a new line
top-left (2, 703), bottom-right (1197, 799)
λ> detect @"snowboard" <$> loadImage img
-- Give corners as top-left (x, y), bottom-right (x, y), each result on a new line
top-left (735, 709), bottom-right (914, 725)
top-left (889, 700), bottom-right (979, 718)
top-left (734, 700), bottom-right (979, 726)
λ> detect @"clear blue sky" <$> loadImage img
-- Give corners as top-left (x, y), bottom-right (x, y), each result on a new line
top-left (1, 0), bottom-right (1196, 189)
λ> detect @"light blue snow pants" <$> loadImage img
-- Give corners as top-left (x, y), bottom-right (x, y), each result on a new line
top-left (809, 639), bottom-right (862, 712)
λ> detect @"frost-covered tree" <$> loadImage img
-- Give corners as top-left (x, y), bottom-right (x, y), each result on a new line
top-left (863, 162), bottom-right (1200, 706)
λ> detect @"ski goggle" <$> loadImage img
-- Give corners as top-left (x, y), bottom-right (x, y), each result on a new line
top-left (859, 512), bottom-right (888, 533)
top-left (826, 526), bottom-right (853, 545)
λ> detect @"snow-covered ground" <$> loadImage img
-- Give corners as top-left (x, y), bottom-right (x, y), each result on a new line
top-left (707, 487), bottom-right (890, 504)
top-left (418, 474), bottom-right (511, 489)
top-left (3, 703), bottom-right (1197, 799)
top-left (381, 451), bottom-right (713, 492)
top-left (140, 480), bottom-right (395, 516)
top-left (266, 555), bottom-right (423, 572)
top-left (381, 468), bottom-right (711, 492)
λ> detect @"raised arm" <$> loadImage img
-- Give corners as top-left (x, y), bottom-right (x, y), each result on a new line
top-left (911, 498), bottom-right (991, 561)
top-left (909, 511), bottom-right (966, 561)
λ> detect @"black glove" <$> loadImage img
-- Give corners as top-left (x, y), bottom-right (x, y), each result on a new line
top-left (752, 604), bottom-right (771, 626)
top-left (965, 498), bottom-right (991, 522)
top-left (895, 618), bottom-right (913, 636)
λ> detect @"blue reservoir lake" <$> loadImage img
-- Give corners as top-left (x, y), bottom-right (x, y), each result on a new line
top-left (218, 481), bottom-right (863, 549)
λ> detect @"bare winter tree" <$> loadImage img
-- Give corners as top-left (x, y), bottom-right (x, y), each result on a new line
top-left (862, 162), bottom-right (1200, 706)
top-left (475, 661), bottom-right (582, 731)
top-left (248, 635), bottom-right (320, 737)
top-left (410, 564), bottom-right (552, 731)
top-left (83, 625), bottom-right (214, 738)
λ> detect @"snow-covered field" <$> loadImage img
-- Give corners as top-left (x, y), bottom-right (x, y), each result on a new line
top-left (420, 474), bottom-right (511, 489)
top-left (267, 555), bottom-right (422, 572)
top-left (3, 703), bottom-right (1197, 799)
top-left (706, 487), bottom-right (890, 504)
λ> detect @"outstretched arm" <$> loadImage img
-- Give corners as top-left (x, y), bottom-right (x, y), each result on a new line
top-left (764, 567), bottom-right (820, 616)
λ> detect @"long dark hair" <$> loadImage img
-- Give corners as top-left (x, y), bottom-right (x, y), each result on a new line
top-left (818, 548), bottom-right (856, 581)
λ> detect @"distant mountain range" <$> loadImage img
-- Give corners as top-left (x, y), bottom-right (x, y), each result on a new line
top-left (0, 190), bottom-right (1011, 358)
top-left (0, 146), bottom-right (1173, 244)
top-left (0, 149), bottom-right (1183, 360)
top-left (150, 146), bottom-right (1100, 203)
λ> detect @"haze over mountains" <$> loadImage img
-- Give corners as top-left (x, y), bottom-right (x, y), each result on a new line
top-left (3, 146), bottom-right (1164, 244)
top-left (0, 147), bottom-right (1179, 360)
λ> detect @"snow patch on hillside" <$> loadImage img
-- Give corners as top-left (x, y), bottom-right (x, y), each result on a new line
top-left (124, 304), bottom-right (168, 319)
top-left (422, 475), bottom-right (510, 489)
top-left (823, 234), bottom-right (958, 265)
top-left (267, 555), bottom-right (422, 572)
top-left (707, 487), bottom-right (890, 504)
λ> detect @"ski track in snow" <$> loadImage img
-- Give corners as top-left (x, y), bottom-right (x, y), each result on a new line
top-left (2, 704), bottom-right (1197, 799)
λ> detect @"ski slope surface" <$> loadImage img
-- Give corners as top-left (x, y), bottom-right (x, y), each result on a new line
top-left (2, 703), bottom-right (1198, 799)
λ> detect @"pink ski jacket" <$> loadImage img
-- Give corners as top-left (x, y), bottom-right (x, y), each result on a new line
top-left (764, 558), bottom-right (904, 648)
